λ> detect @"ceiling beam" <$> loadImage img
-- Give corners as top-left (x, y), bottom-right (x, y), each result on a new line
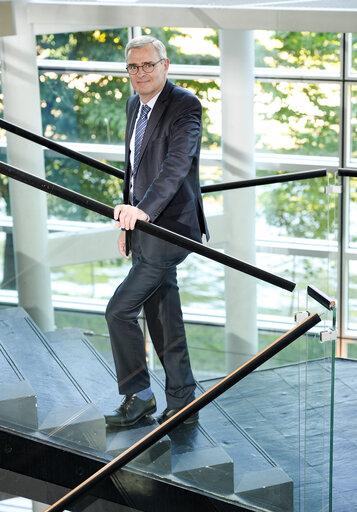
top-left (26, 2), bottom-right (357, 35)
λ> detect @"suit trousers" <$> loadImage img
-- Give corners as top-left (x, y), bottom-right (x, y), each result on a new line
top-left (105, 230), bottom-right (196, 409)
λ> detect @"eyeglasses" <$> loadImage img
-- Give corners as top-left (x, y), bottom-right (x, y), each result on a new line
top-left (126, 59), bottom-right (165, 75)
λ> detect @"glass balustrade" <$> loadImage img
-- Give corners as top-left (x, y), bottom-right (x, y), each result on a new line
top-left (28, 294), bottom-right (332, 512)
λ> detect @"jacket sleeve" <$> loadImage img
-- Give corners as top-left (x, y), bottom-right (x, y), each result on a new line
top-left (136, 95), bottom-right (202, 222)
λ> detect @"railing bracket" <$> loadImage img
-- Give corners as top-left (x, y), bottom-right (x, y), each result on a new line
top-left (294, 311), bottom-right (310, 323)
top-left (320, 328), bottom-right (337, 343)
top-left (324, 185), bottom-right (341, 194)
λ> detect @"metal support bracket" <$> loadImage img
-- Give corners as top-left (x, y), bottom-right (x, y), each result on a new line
top-left (294, 311), bottom-right (310, 323)
top-left (324, 185), bottom-right (341, 194)
top-left (320, 329), bottom-right (337, 343)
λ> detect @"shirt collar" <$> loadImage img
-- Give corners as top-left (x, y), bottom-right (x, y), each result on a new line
top-left (140, 88), bottom-right (162, 114)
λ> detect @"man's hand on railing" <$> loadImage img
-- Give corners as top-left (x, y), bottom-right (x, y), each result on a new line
top-left (114, 204), bottom-right (148, 230)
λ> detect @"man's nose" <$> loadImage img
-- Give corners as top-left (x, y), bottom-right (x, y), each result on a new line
top-left (137, 66), bottom-right (146, 77)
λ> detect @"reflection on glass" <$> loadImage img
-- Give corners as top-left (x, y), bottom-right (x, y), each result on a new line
top-left (255, 31), bottom-right (340, 72)
top-left (255, 81), bottom-right (340, 157)
top-left (36, 29), bottom-right (128, 62)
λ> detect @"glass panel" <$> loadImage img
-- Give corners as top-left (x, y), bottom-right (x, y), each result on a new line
top-left (143, 27), bottom-right (220, 66)
top-left (45, 155), bottom-right (123, 222)
top-left (348, 260), bottom-right (357, 332)
top-left (347, 177), bottom-right (357, 335)
top-left (255, 31), bottom-right (341, 73)
top-left (41, 305), bottom-right (333, 512)
top-left (349, 86), bottom-right (357, 162)
top-left (255, 81), bottom-right (340, 157)
top-left (0, 78), bottom-right (14, 293)
top-left (351, 33), bottom-right (357, 74)
top-left (349, 177), bottom-right (357, 244)
top-left (346, 341), bottom-right (357, 357)
top-left (36, 29), bottom-right (128, 62)
top-left (40, 71), bottom-right (130, 144)
top-left (171, 78), bottom-right (221, 151)
top-left (253, 174), bottom-right (338, 326)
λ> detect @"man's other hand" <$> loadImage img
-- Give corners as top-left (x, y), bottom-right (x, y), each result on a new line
top-left (117, 229), bottom-right (130, 258)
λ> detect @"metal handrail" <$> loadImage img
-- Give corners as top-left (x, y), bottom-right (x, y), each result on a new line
top-left (0, 161), bottom-right (296, 292)
top-left (201, 168), bottom-right (327, 194)
top-left (338, 168), bottom-right (357, 177)
top-left (307, 285), bottom-right (336, 311)
top-left (0, 119), bottom-right (328, 194)
top-left (45, 312), bottom-right (321, 512)
top-left (0, 118), bottom-right (124, 180)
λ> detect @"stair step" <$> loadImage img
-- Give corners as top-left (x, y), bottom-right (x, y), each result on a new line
top-left (236, 467), bottom-right (293, 512)
top-left (198, 381), bottom-right (294, 510)
top-left (45, 327), bottom-right (171, 471)
top-left (0, 308), bottom-right (105, 451)
top-left (106, 420), bottom-right (171, 474)
top-left (173, 445), bottom-right (234, 494)
top-left (0, 343), bottom-right (37, 429)
top-left (150, 372), bottom-right (235, 493)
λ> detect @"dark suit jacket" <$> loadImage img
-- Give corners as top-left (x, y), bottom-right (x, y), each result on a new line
top-left (124, 80), bottom-right (209, 243)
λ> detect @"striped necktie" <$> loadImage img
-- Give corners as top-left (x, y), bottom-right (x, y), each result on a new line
top-left (133, 103), bottom-right (151, 175)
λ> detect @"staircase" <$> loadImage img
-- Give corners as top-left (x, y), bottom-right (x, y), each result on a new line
top-left (0, 307), bottom-right (293, 511)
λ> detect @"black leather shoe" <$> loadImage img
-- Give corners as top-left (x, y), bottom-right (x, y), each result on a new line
top-left (157, 407), bottom-right (199, 425)
top-left (105, 394), bottom-right (157, 427)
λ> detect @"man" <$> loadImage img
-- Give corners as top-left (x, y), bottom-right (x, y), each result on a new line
top-left (105, 35), bottom-right (209, 428)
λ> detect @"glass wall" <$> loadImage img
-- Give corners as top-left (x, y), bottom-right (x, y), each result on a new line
top-left (0, 27), bottom-right (355, 356)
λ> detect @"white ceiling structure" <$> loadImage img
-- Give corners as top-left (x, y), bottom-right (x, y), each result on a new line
top-left (0, 1), bottom-right (15, 36)
top-left (1, 0), bottom-right (357, 37)
top-left (21, 0), bottom-right (357, 35)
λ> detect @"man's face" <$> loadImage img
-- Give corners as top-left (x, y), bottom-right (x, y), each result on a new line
top-left (127, 44), bottom-right (169, 103)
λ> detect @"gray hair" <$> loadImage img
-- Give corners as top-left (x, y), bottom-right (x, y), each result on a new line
top-left (125, 36), bottom-right (167, 61)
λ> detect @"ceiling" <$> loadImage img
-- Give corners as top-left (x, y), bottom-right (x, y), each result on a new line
top-left (24, 0), bottom-right (357, 35)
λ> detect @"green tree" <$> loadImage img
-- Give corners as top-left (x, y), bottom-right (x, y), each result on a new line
top-left (255, 32), bottom-right (341, 239)
top-left (37, 27), bottom-right (222, 221)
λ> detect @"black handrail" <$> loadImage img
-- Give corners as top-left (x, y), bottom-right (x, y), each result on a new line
top-left (307, 285), bottom-right (336, 311)
top-left (338, 168), bottom-right (357, 177)
top-left (0, 118), bottom-right (124, 180)
top-left (45, 312), bottom-right (321, 512)
top-left (0, 161), bottom-right (296, 292)
top-left (0, 119), bottom-right (328, 194)
top-left (201, 169), bottom-right (327, 194)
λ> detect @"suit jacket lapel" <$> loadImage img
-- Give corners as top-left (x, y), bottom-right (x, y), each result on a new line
top-left (135, 81), bottom-right (173, 172)
top-left (125, 95), bottom-right (140, 172)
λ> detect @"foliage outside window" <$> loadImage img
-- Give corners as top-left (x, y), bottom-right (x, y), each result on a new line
top-left (255, 31), bottom-right (340, 71)
top-left (39, 72), bottom-right (130, 144)
top-left (37, 29), bottom-right (128, 61)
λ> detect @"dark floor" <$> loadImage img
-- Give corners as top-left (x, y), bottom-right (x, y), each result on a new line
top-left (201, 358), bottom-right (357, 512)
top-left (331, 359), bottom-right (357, 512)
